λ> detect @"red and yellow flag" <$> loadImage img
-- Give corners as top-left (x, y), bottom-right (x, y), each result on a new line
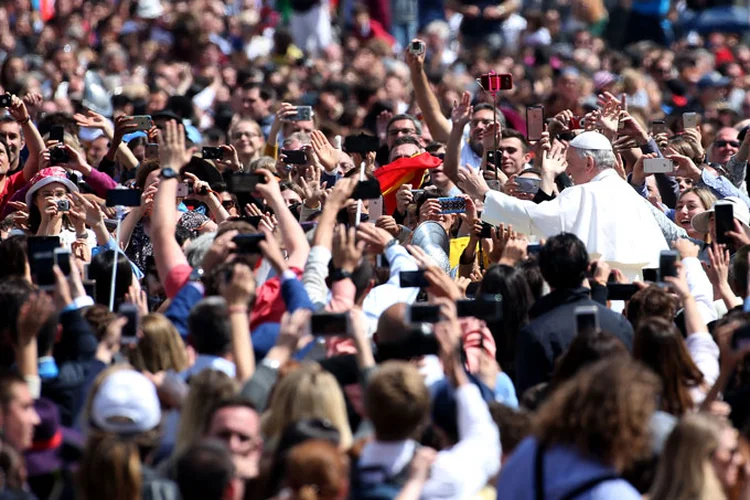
top-left (374, 153), bottom-right (442, 214)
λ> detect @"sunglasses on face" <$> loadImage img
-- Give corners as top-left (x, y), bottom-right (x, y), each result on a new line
top-left (222, 200), bottom-right (236, 209)
top-left (431, 153), bottom-right (445, 160)
top-left (715, 140), bottom-right (740, 148)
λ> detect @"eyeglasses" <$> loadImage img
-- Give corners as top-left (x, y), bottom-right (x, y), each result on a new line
top-left (431, 153), bottom-right (445, 160)
top-left (233, 131), bottom-right (262, 139)
top-left (388, 128), bottom-right (417, 136)
top-left (470, 119), bottom-right (494, 127)
top-left (715, 140), bottom-right (740, 148)
top-left (222, 200), bottom-right (236, 209)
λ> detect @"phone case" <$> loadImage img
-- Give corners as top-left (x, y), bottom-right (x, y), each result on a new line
top-left (437, 197), bottom-right (466, 214)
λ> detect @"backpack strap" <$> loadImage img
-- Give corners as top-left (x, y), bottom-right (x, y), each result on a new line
top-left (560, 474), bottom-right (620, 500)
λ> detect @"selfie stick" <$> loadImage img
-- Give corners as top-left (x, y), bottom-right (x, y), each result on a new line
top-left (108, 205), bottom-right (126, 311)
top-left (355, 161), bottom-right (365, 226)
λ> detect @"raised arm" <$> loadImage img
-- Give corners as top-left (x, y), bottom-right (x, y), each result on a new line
top-left (405, 41), bottom-right (451, 143)
top-left (444, 92), bottom-right (472, 183)
top-left (9, 96), bottom-right (44, 181)
top-left (222, 262), bottom-right (256, 384)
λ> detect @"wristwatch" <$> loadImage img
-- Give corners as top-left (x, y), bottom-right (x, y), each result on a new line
top-left (188, 267), bottom-right (204, 282)
top-left (330, 269), bottom-right (353, 282)
top-left (160, 167), bottom-right (178, 180)
top-left (261, 358), bottom-right (281, 370)
top-left (384, 238), bottom-right (399, 251)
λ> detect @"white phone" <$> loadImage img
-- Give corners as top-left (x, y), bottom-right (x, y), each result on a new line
top-left (682, 112), bottom-right (698, 129)
top-left (368, 196), bottom-right (384, 220)
top-left (643, 158), bottom-right (674, 174)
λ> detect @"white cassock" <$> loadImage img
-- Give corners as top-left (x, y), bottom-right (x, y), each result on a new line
top-left (481, 168), bottom-right (669, 279)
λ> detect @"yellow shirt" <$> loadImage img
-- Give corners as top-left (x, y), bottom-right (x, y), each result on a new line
top-left (450, 236), bottom-right (490, 269)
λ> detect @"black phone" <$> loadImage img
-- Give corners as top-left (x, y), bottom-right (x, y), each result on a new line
top-left (282, 149), bottom-right (308, 165)
top-left (465, 281), bottom-right (482, 298)
top-left (118, 303), bottom-right (140, 344)
top-left (229, 173), bottom-right (265, 193)
top-left (239, 215), bottom-right (262, 227)
top-left (400, 270), bottom-right (430, 288)
top-left (310, 313), bottom-right (350, 336)
top-left (527, 243), bottom-right (542, 257)
top-left (575, 305), bottom-right (599, 335)
top-left (406, 304), bottom-right (441, 324)
top-left (486, 150), bottom-right (501, 166)
top-left (49, 125), bottom-right (65, 143)
top-left (233, 233), bottom-right (266, 254)
top-left (351, 179), bottom-right (382, 200)
top-left (480, 222), bottom-right (493, 238)
top-left (715, 203), bottom-right (734, 245)
top-left (732, 324), bottom-right (750, 350)
top-left (606, 283), bottom-right (639, 301)
top-left (49, 146), bottom-right (69, 164)
top-left (659, 250), bottom-right (679, 280)
top-left (456, 298), bottom-right (503, 322)
top-left (106, 189), bottom-right (142, 207)
top-left (54, 248), bottom-right (72, 277)
top-left (344, 134), bottom-right (380, 154)
top-left (642, 268), bottom-right (659, 282)
top-left (0, 94), bottom-right (11, 107)
top-left (28, 236), bottom-right (60, 288)
top-left (376, 327), bottom-right (439, 361)
top-left (202, 147), bottom-right (225, 160)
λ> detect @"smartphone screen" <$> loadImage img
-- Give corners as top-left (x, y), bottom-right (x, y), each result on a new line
top-left (642, 268), bottom-right (658, 282)
top-left (526, 106), bottom-right (545, 141)
top-left (575, 305), bottom-right (599, 335)
top-left (407, 304), bottom-right (441, 324)
top-left (54, 248), bottom-right (72, 277)
top-left (351, 179), bottom-right (382, 200)
top-left (682, 112), bottom-right (698, 129)
top-left (49, 125), bottom-right (64, 143)
top-left (606, 283), bottom-right (639, 301)
top-left (715, 203), bottom-right (734, 245)
top-left (230, 173), bottom-right (265, 193)
top-left (118, 303), bottom-right (140, 344)
top-left (400, 270), bottom-right (430, 288)
top-left (651, 120), bottom-right (667, 135)
top-left (106, 189), bottom-right (142, 207)
top-left (310, 313), bottom-right (350, 336)
top-left (233, 233), bottom-right (266, 254)
top-left (456, 299), bottom-right (503, 322)
top-left (659, 250), bottom-right (679, 280)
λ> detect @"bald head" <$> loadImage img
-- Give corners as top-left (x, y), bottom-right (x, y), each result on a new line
top-left (375, 303), bottom-right (411, 345)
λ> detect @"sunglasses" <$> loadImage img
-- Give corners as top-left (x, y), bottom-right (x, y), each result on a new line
top-left (715, 140), bottom-right (740, 148)
top-left (222, 200), bottom-right (236, 209)
top-left (431, 153), bottom-right (445, 160)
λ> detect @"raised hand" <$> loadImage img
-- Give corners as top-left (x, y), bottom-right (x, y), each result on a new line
top-left (310, 130), bottom-right (338, 172)
top-left (7, 95), bottom-right (30, 124)
top-left (158, 120), bottom-right (191, 170)
top-left (74, 110), bottom-right (114, 138)
top-left (451, 91), bottom-right (473, 127)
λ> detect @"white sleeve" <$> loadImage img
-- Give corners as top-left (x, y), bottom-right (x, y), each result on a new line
top-left (385, 243), bottom-right (418, 286)
top-left (682, 257), bottom-right (718, 324)
top-left (302, 245), bottom-right (332, 311)
top-left (481, 190), bottom-right (565, 239)
top-left (686, 332), bottom-right (720, 389)
top-left (422, 384), bottom-right (501, 499)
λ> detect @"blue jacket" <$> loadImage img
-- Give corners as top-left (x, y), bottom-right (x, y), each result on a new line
top-left (496, 437), bottom-right (640, 500)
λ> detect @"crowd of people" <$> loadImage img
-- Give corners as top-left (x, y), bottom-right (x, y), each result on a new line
top-left (3, 0), bottom-right (750, 498)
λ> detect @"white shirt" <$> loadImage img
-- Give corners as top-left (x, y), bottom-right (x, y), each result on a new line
top-left (460, 141), bottom-right (482, 170)
top-left (482, 168), bottom-right (669, 276)
top-left (358, 384), bottom-right (500, 499)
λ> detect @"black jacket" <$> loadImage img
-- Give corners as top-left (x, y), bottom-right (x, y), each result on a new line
top-left (514, 287), bottom-right (634, 396)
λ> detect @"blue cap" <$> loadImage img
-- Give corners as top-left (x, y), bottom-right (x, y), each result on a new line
top-left (697, 71), bottom-right (731, 90)
top-left (123, 131), bottom-right (147, 143)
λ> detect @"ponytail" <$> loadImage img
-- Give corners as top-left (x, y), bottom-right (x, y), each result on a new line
top-left (78, 432), bottom-right (143, 500)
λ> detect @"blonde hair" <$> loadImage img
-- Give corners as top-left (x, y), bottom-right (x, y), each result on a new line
top-left (650, 414), bottom-right (728, 500)
top-left (174, 369), bottom-right (238, 457)
top-left (128, 313), bottom-right (188, 374)
top-left (262, 363), bottom-right (353, 450)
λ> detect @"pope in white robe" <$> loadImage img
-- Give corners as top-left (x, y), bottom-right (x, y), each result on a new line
top-left (458, 131), bottom-right (669, 279)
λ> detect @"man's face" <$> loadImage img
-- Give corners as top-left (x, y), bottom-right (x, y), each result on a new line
top-left (389, 143), bottom-right (421, 163)
top-left (87, 136), bottom-right (109, 166)
top-left (206, 406), bottom-right (262, 479)
top-left (387, 119), bottom-right (419, 149)
top-left (469, 109), bottom-right (496, 151)
top-left (497, 138), bottom-right (529, 177)
top-left (231, 122), bottom-right (263, 158)
top-left (0, 121), bottom-right (23, 168)
top-left (710, 128), bottom-right (740, 165)
top-left (565, 148), bottom-right (593, 185)
top-left (242, 88), bottom-right (271, 120)
top-left (2, 383), bottom-right (40, 452)
top-left (283, 119), bottom-right (314, 137)
top-left (431, 162), bottom-right (449, 188)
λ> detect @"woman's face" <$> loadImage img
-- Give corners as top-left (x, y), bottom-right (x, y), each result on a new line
top-left (712, 427), bottom-right (743, 490)
top-left (35, 181), bottom-right (69, 211)
top-left (231, 121), bottom-right (263, 158)
top-left (144, 169), bottom-right (160, 190)
top-left (675, 192), bottom-right (706, 238)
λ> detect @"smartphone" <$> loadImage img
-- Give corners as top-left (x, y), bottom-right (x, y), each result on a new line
top-left (202, 147), bottom-right (225, 160)
top-left (282, 149), bottom-right (308, 165)
top-left (715, 202), bottom-right (734, 245)
top-left (643, 158), bottom-right (674, 174)
top-left (526, 106), bottom-right (545, 141)
top-left (118, 303), bottom-right (140, 344)
top-left (352, 179), bottom-right (382, 200)
top-left (83, 280), bottom-right (96, 298)
top-left (437, 196), bottom-right (466, 214)
top-left (400, 270), bottom-right (430, 288)
top-left (176, 182), bottom-right (190, 198)
top-left (456, 299), bottom-right (503, 322)
top-left (651, 120), bottom-right (667, 135)
top-left (406, 304), bottom-right (441, 324)
top-left (369, 196), bottom-right (384, 220)
top-left (642, 268), bottom-right (659, 282)
top-left (28, 236), bottom-right (60, 288)
top-left (479, 73), bottom-right (513, 92)
top-left (130, 115), bottom-right (153, 131)
top-left (146, 143), bottom-right (158, 160)
top-left (49, 146), bottom-right (70, 164)
top-left (606, 283), bottom-right (639, 301)
top-left (0, 94), bottom-right (10, 107)
top-left (575, 305), bottom-right (599, 335)
top-left (53, 248), bottom-right (72, 277)
top-left (310, 313), bottom-right (350, 336)
top-left (486, 150), bottom-right (501, 166)
top-left (233, 233), bottom-right (266, 254)
top-left (106, 189), bottom-right (142, 207)
top-left (49, 125), bottom-right (65, 143)
top-left (409, 40), bottom-right (425, 55)
top-left (239, 215), bottom-right (262, 227)
top-left (527, 243), bottom-right (542, 256)
top-left (659, 250), bottom-right (679, 280)
top-left (230, 173), bottom-right (265, 193)
top-left (480, 221), bottom-right (493, 238)
top-left (732, 324), bottom-right (750, 350)
top-left (682, 112), bottom-right (698, 129)
top-left (344, 134), bottom-right (380, 154)
top-left (465, 281), bottom-right (482, 298)
top-left (515, 177), bottom-right (541, 194)
top-left (290, 106), bottom-right (312, 122)
top-left (377, 326), bottom-right (439, 360)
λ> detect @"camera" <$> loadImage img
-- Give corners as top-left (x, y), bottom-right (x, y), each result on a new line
top-left (50, 147), bottom-right (69, 164)
top-left (56, 199), bottom-right (70, 212)
top-left (409, 40), bottom-right (425, 55)
top-left (0, 94), bottom-right (11, 108)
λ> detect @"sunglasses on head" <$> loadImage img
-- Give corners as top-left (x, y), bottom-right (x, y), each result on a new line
top-left (715, 140), bottom-right (740, 148)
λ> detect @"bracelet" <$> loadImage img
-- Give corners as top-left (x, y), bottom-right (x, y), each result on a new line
top-left (16, 116), bottom-right (30, 125)
top-left (227, 306), bottom-right (248, 315)
top-left (75, 233), bottom-right (89, 240)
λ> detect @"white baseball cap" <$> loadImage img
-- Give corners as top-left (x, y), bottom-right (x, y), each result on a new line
top-left (569, 131), bottom-right (613, 151)
top-left (91, 370), bottom-right (161, 434)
